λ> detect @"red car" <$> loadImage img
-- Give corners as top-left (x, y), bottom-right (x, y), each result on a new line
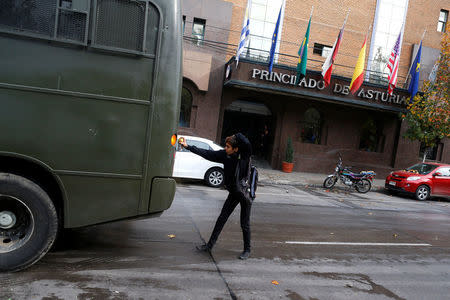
top-left (385, 163), bottom-right (450, 200)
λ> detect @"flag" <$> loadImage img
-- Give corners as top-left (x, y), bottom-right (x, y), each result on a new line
top-left (296, 16), bottom-right (311, 84)
top-left (321, 25), bottom-right (345, 87)
top-left (268, 5), bottom-right (283, 73)
top-left (408, 41), bottom-right (422, 100)
top-left (236, 0), bottom-right (252, 67)
top-left (349, 35), bottom-right (367, 95)
top-left (428, 60), bottom-right (439, 84)
top-left (387, 29), bottom-right (403, 95)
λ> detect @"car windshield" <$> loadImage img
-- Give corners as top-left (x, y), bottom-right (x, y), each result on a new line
top-left (406, 163), bottom-right (438, 175)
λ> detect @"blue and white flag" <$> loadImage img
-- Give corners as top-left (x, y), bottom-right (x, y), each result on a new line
top-left (268, 5), bottom-right (283, 73)
top-left (236, 0), bottom-right (252, 67)
top-left (408, 41), bottom-right (422, 100)
top-left (428, 60), bottom-right (439, 84)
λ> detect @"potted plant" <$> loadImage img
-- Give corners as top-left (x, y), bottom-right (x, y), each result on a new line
top-left (282, 137), bottom-right (294, 173)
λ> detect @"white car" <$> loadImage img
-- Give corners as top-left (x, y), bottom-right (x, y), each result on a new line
top-left (173, 135), bottom-right (225, 187)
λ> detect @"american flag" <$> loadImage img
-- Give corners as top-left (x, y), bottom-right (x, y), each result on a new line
top-left (387, 30), bottom-right (403, 95)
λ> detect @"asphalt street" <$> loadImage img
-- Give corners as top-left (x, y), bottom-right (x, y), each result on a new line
top-left (1, 183), bottom-right (449, 299)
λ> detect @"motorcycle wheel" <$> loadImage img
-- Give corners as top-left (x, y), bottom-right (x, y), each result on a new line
top-left (355, 179), bottom-right (371, 193)
top-left (323, 176), bottom-right (337, 189)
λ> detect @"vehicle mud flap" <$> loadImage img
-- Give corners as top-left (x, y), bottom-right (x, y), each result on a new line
top-left (148, 178), bottom-right (176, 213)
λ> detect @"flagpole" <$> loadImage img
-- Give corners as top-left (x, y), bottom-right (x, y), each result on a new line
top-left (343, 9), bottom-right (350, 25)
top-left (404, 29), bottom-right (426, 84)
top-left (309, 6), bottom-right (314, 19)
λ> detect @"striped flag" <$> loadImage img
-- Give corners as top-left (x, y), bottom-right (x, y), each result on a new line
top-left (322, 25), bottom-right (345, 87)
top-left (349, 34), bottom-right (367, 95)
top-left (236, 0), bottom-right (252, 67)
top-left (428, 61), bottom-right (439, 84)
top-left (296, 15), bottom-right (312, 84)
top-left (387, 29), bottom-right (403, 95)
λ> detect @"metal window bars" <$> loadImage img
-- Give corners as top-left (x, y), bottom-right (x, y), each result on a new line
top-left (0, 0), bottom-right (159, 56)
top-left (91, 0), bottom-right (158, 56)
top-left (0, 0), bottom-right (89, 45)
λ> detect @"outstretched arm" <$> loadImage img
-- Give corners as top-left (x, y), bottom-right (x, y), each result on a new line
top-left (179, 139), bottom-right (226, 163)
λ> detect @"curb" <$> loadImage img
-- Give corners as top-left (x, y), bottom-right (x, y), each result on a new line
top-left (258, 180), bottom-right (385, 193)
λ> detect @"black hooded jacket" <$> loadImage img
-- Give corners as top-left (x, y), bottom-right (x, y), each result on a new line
top-left (185, 133), bottom-right (252, 192)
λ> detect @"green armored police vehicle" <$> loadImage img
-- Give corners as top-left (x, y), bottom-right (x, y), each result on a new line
top-left (0, 0), bottom-right (182, 271)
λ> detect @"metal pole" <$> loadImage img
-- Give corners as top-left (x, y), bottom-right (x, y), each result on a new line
top-left (404, 29), bottom-right (427, 84)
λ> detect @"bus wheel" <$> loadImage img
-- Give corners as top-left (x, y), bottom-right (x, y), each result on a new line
top-left (0, 174), bottom-right (58, 272)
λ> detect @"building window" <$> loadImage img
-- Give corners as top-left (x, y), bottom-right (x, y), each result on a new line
top-left (419, 141), bottom-right (442, 161)
top-left (359, 118), bottom-right (384, 152)
top-left (192, 18), bottom-right (205, 45)
top-left (438, 10), bottom-right (448, 32)
top-left (182, 15), bottom-right (186, 34)
top-left (299, 108), bottom-right (322, 144)
top-left (367, 0), bottom-right (409, 83)
top-left (313, 43), bottom-right (332, 57)
top-left (246, 0), bottom-right (285, 61)
top-left (179, 87), bottom-right (192, 128)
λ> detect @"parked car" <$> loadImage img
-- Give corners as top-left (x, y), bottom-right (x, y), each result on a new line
top-left (173, 135), bottom-right (225, 187)
top-left (385, 163), bottom-right (450, 200)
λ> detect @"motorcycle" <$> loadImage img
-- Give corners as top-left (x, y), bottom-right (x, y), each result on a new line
top-left (323, 154), bottom-right (376, 193)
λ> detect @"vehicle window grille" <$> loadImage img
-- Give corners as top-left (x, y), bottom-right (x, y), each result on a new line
top-left (145, 3), bottom-right (159, 54)
top-left (57, 9), bottom-right (87, 42)
top-left (95, 0), bottom-right (146, 52)
top-left (0, 0), bottom-right (56, 37)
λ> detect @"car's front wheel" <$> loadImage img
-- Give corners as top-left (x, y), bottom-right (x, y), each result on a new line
top-left (415, 185), bottom-right (430, 201)
top-left (205, 168), bottom-right (224, 188)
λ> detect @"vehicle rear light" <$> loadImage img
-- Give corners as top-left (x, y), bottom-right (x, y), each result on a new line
top-left (171, 134), bottom-right (177, 146)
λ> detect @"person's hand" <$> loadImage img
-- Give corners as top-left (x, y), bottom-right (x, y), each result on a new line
top-left (178, 137), bottom-right (187, 148)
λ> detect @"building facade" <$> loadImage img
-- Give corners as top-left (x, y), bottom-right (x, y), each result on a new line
top-left (181, 0), bottom-right (449, 176)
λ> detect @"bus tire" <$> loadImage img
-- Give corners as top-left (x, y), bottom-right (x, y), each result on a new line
top-left (0, 173), bottom-right (58, 272)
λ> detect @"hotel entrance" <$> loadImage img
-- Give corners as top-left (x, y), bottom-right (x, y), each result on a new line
top-left (221, 100), bottom-right (274, 162)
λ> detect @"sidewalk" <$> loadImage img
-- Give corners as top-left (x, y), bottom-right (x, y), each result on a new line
top-left (257, 167), bottom-right (386, 192)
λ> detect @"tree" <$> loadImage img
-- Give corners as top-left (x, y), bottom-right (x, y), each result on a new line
top-left (402, 27), bottom-right (450, 162)
top-left (285, 137), bottom-right (294, 163)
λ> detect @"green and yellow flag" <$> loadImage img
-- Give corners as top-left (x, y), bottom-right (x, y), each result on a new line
top-left (296, 16), bottom-right (311, 84)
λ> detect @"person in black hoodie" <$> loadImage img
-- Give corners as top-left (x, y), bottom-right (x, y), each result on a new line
top-left (179, 133), bottom-right (252, 260)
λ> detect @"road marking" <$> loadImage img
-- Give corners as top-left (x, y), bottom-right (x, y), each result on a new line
top-left (283, 241), bottom-right (432, 246)
top-left (255, 192), bottom-right (305, 197)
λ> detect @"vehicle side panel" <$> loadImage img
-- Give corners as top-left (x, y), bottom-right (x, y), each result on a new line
top-left (0, 0), bottom-right (182, 227)
top-left (433, 167), bottom-right (450, 196)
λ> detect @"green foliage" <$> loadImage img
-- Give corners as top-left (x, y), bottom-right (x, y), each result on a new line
top-left (401, 29), bottom-right (450, 149)
top-left (285, 137), bottom-right (294, 163)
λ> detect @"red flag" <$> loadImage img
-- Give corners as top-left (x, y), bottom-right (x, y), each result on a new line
top-left (349, 35), bottom-right (367, 95)
top-left (321, 27), bottom-right (344, 87)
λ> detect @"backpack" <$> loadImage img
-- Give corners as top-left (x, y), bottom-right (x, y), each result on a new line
top-left (235, 157), bottom-right (258, 203)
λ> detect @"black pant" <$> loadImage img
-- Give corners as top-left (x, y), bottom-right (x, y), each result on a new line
top-left (207, 192), bottom-right (252, 251)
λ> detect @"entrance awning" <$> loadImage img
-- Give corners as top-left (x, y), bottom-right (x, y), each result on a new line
top-left (226, 100), bottom-right (272, 116)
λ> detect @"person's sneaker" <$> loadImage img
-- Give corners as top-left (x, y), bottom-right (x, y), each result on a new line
top-left (196, 244), bottom-right (211, 252)
top-left (238, 250), bottom-right (250, 260)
